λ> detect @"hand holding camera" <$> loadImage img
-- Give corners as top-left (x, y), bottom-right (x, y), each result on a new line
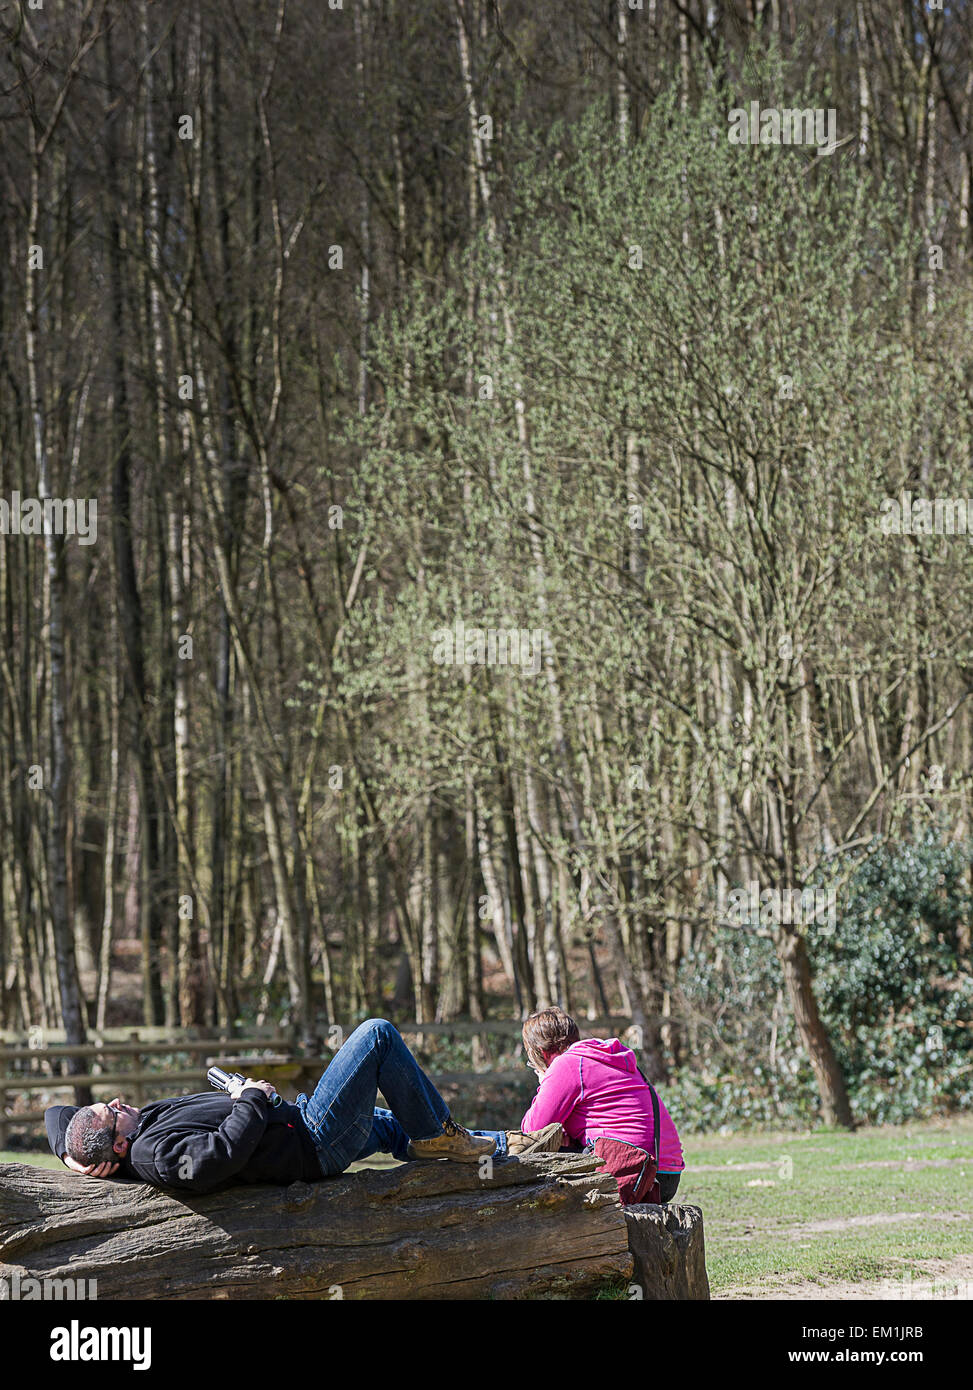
top-left (207, 1065), bottom-right (282, 1107)
top-left (227, 1076), bottom-right (276, 1101)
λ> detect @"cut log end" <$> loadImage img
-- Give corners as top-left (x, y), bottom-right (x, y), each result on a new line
top-left (623, 1202), bottom-right (711, 1300)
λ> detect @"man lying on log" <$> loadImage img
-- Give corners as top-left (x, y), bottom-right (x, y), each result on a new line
top-left (44, 1019), bottom-right (564, 1195)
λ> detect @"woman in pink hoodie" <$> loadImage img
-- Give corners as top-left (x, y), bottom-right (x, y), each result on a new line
top-left (520, 1007), bottom-right (685, 1202)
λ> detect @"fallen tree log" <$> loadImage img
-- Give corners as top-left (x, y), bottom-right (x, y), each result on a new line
top-left (623, 1203), bottom-right (710, 1300)
top-left (1, 1153), bottom-right (635, 1300)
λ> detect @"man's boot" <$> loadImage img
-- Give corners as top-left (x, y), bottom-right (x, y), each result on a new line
top-left (407, 1118), bottom-right (496, 1164)
top-left (504, 1122), bottom-right (565, 1156)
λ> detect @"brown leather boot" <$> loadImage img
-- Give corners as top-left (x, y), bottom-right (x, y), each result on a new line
top-left (406, 1118), bottom-right (496, 1163)
top-left (504, 1123), bottom-right (565, 1156)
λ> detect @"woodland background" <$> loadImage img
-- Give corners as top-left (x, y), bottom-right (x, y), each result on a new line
top-left (1, 0), bottom-right (972, 1132)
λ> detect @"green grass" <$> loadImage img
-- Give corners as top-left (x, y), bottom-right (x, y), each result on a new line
top-left (675, 1114), bottom-right (973, 1295)
top-left (1, 1150), bottom-right (63, 1169)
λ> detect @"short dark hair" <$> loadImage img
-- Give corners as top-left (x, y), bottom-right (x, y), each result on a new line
top-left (66, 1107), bottom-right (115, 1166)
top-left (523, 1007), bottom-right (580, 1070)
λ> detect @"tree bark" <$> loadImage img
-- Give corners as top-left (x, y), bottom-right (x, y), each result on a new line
top-left (623, 1203), bottom-right (710, 1301)
top-left (776, 926), bottom-right (855, 1129)
top-left (0, 1155), bottom-right (635, 1301)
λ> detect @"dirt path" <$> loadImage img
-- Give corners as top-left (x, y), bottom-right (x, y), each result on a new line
top-left (693, 1157), bottom-right (970, 1173)
top-left (719, 1208), bottom-right (972, 1245)
top-left (717, 1254), bottom-right (973, 1301)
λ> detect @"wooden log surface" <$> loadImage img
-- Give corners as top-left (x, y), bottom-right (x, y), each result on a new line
top-left (0, 1153), bottom-right (634, 1300)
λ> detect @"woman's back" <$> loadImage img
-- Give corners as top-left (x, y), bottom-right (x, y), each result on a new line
top-left (521, 1036), bottom-right (684, 1172)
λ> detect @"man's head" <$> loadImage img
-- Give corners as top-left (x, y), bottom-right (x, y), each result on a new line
top-left (523, 1007), bottom-right (580, 1073)
top-left (65, 1098), bottom-right (140, 1166)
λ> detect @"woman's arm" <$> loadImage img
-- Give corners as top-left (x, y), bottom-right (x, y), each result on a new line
top-left (520, 1054), bottom-right (582, 1132)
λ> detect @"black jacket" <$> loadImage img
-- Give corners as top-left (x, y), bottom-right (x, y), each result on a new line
top-left (46, 1090), bottom-right (323, 1194)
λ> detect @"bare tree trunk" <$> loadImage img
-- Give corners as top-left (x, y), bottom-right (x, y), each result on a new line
top-left (95, 607), bottom-right (121, 1031)
top-left (102, 17), bottom-right (165, 1025)
top-left (775, 926), bottom-right (854, 1128)
top-left (18, 19), bottom-right (93, 1096)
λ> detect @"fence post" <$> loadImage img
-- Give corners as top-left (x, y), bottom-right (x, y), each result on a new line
top-left (129, 1031), bottom-right (144, 1107)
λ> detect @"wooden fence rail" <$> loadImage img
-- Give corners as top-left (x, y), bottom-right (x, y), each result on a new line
top-left (0, 1018), bottom-right (643, 1148)
top-left (0, 1016), bottom-right (641, 1048)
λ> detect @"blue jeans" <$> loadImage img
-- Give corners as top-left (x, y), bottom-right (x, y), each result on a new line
top-left (296, 1018), bottom-right (507, 1176)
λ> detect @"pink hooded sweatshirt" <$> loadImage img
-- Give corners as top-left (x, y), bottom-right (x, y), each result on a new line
top-left (521, 1037), bottom-right (684, 1173)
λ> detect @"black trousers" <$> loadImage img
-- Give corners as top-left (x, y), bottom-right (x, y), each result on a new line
top-left (657, 1172), bottom-right (681, 1203)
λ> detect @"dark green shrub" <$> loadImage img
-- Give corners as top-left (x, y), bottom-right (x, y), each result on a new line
top-left (670, 826), bottom-right (973, 1129)
top-left (812, 827), bottom-right (973, 1123)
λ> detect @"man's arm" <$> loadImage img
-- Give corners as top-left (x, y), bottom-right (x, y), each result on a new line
top-left (131, 1085), bottom-right (273, 1193)
top-left (45, 1105), bottom-right (77, 1161)
top-left (63, 1154), bottom-right (120, 1177)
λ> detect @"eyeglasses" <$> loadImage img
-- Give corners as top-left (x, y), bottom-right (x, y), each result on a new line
top-left (107, 1103), bottom-right (123, 1147)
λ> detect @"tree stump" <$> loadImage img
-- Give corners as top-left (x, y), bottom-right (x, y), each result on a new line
top-left (0, 1154), bottom-right (634, 1300)
top-left (623, 1203), bottom-right (710, 1300)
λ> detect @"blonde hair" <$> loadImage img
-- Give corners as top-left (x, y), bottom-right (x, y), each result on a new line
top-left (522, 1007), bottom-right (580, 1070)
